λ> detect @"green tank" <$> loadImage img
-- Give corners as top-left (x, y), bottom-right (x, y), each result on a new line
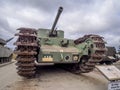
top-left (14, 7), bottom-right (106, 77)
top-left (0, 38), bottom-right (13, 64)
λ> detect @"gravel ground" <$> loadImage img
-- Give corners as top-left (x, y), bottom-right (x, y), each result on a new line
top-left (1, 62), bottom-right (120, 90)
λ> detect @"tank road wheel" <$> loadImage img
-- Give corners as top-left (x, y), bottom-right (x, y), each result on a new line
top-left (74, 35), bottom-right (106, 73)
top-left (14, 28), bottom-right (38, 77)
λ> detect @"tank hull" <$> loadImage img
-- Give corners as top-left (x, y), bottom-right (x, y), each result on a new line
top-left (0, 45), bottom-right (13, 64)
top-left (14, 28), bottom-right (106, 77)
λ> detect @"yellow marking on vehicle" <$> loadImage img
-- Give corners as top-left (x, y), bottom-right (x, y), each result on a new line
top-left (42, 57), bottom-right (53, 62)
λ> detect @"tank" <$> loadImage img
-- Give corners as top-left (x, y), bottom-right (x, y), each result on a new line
top-left (99, 46), bottom-right (119, 65)
top-left (14, 7), bottom-right (106, 77)
top-left (0, 38), bottom-right (13, 64)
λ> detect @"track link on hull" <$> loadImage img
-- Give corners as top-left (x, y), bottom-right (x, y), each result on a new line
top-left (14, 28), bottom-right (38, 77)
top-left (72, 34), bottom-right (106, 73)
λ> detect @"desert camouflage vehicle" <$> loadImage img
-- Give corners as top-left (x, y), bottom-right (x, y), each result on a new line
top-left (14, 7), bottom-right (106, 77)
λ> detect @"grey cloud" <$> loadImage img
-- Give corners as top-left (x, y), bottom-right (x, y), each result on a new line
top-left (0, 0), bottom-right (120, 50)
top-left (0, 17), bottom-right (14, 39)
top-left (0, 17), bottom-right (10, 31)
top-left (0, 0), bottom-right (101, 13)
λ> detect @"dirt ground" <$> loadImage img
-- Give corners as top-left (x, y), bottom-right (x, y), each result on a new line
top-left (1, 62), bottom-right (117, 90)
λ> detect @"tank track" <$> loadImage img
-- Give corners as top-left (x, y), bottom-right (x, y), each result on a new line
top-left (72, 34), bottom-right (106, 73)
top-left (14, 28), bottom-right (38, 77)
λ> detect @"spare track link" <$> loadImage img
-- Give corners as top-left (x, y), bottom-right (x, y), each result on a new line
top-left (73, 34), bottom-right (106, 73)
top-left (14, 27), bottom-right (38, 77)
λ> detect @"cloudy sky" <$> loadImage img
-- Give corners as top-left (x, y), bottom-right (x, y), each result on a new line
top-left (0, 0), bottom-right (120, 50)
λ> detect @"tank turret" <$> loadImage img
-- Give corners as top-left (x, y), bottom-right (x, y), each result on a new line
top-left (49, 6), bottom-right (63, 37)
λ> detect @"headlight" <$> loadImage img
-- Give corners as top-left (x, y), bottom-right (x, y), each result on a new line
top-left (73, 55), bottom-right (79, 61)
top-left (65, 55), bottom-right (70, 60)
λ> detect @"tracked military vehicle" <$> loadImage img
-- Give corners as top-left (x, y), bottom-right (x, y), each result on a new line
top-left (14, 7), bottom-right (106, 77)
top-left (99, 46), bottom-right (118, 65)
top-left (0, 38), bottom-right (13, 64)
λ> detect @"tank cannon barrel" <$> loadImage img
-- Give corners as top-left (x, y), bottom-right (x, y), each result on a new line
top-left (49, 6), bottom-right (63, 36)
top-left (6, 37), bottom-right (14, 43)
top-left (0, 37), bottom-right (13, 45)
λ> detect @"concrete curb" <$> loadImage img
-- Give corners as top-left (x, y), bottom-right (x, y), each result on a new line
top-left (0, 61), bottom-right (14, 68)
